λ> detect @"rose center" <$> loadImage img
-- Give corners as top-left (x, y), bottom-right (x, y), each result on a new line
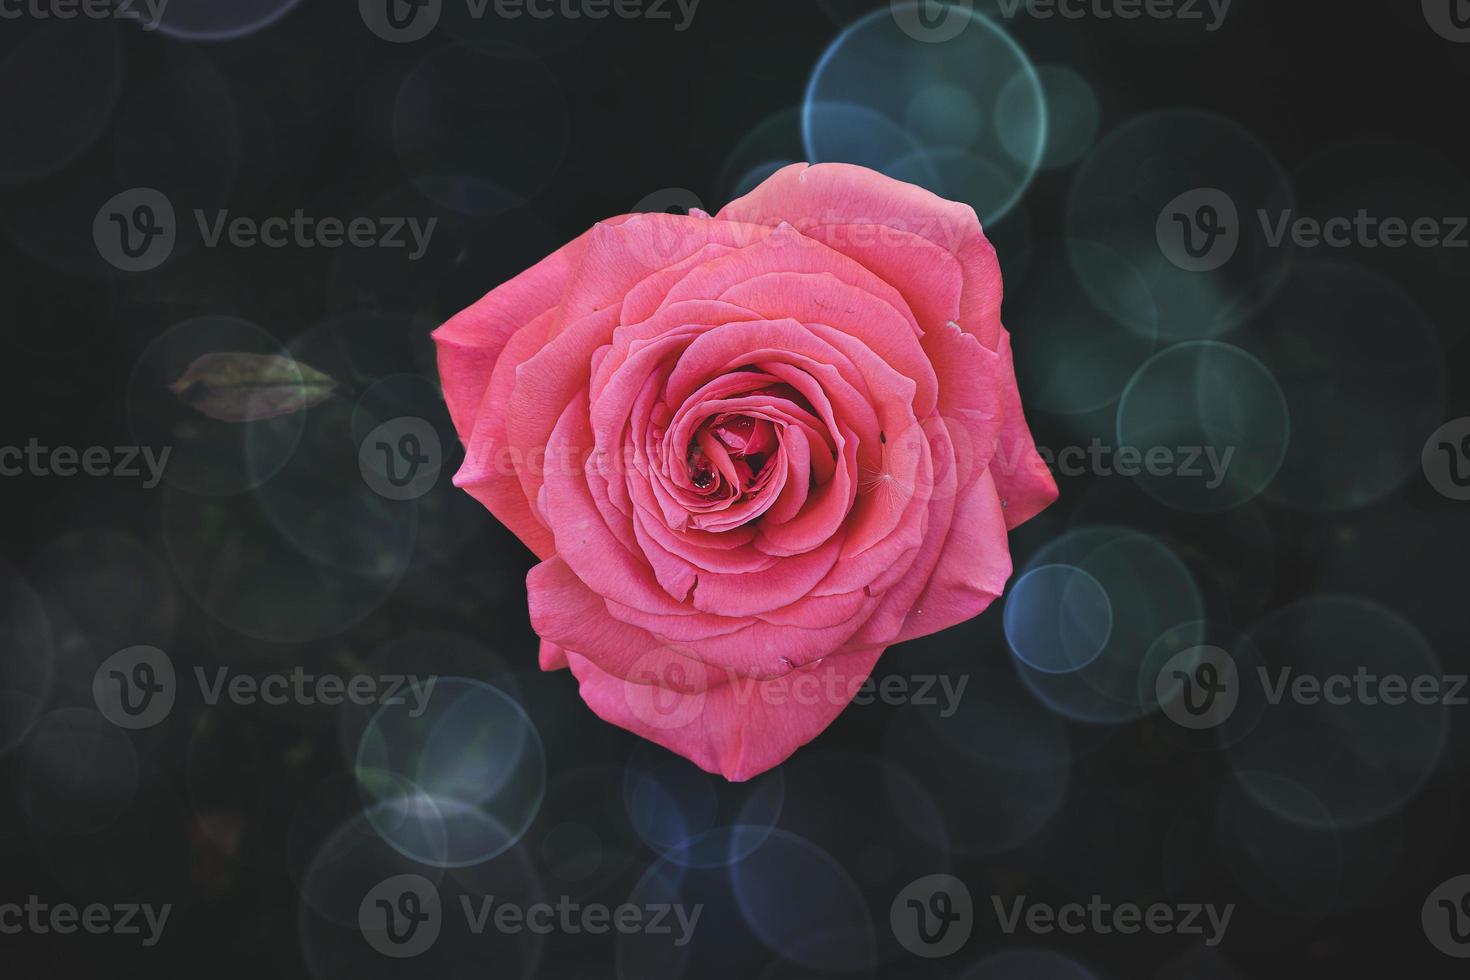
top-left (688, 414), bottom-right (777, 495)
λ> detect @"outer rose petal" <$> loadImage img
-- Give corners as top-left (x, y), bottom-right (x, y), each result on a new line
top-left (433, 229), bottom-right (593, 439)
top-left (564, 645), bottom-right (885, 782)
top-left (539, 639), bottom-right (569, 671)
top-left (891, 468), bottom-right (1012, 643)
top-left (453, 308), bottom-right (563, 558)
top-left (434, 230), bottom-right (596, 558)
top-left (990, 331), bottom-right (1061, 529)
top-left (717, 161), bottom-right (1004, 349)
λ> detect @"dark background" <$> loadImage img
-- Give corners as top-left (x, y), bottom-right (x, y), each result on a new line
top-left (2, 1), bottom-right (1470, 977)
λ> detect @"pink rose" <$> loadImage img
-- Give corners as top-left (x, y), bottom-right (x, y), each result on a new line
top-left (434, 163), bottom-right (1057, 780)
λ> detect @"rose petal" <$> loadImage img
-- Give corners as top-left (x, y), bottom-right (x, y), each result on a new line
top-left (564, 644), bottom-right (886, 782)
top-left (434, 228), bottom-right (593, 438)
top-left (718, 162), bottom-right (1004, 349)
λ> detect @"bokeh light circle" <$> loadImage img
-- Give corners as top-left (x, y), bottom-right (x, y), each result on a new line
top-left (623, 754), bottom-right (784, 869)
top-left (805, 5), bottom-right (1045, 224)
top-left (0, 559), bottom-right (54, 757)
top-left (715, 107), bottom-right (804, 204)
top-left (393, 40), bottom-right (568, 216)
top-left (1004, 563), bottom-right (1113, 674)
top-left (1215, 774), bottom-right (1343, 919)
top-left (0, 21), bottom-right (121, 185)
top-left (730, 829), bottom-right (878, 974)
top-left (1290, 138), bottom-right (1470, 348)
top-left (21, 708), bottom-right (139, 837)
top-left (297, 808), bottom-right (547, 980)
top-left (1015, 526), bottom-right (1205, 724)
top-left (775, 752), bottom-right (950, 965)
top-left (1024, 65), bottom-right (1102, 170)
top-left (1068, 109), bottom-right (1294, 339)
top-left (1008, 240), bottom-right (1156, 415)
top-left (1244, 261), bottom-right (1446, 512)
top-left (356, 678), bottom-right (546, 866)
top-left (161, 478), bottom-right (411, 643)
top-left (152, 0), bottom-right (305, 41)
top-left (1226, 596), bottom-right (1449, 830)
top-left (884, 671), bottom-right (1069, 854)
top-left (25, 530), bottom-right (179, 660)
top-left (1116, 341), bottom-right (1291, 512)
top-left (961, 948), bottom-right (1100, 980)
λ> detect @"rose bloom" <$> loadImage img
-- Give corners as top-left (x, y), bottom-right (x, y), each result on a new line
top-left (435, 163), bottom-right (1056, 780)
